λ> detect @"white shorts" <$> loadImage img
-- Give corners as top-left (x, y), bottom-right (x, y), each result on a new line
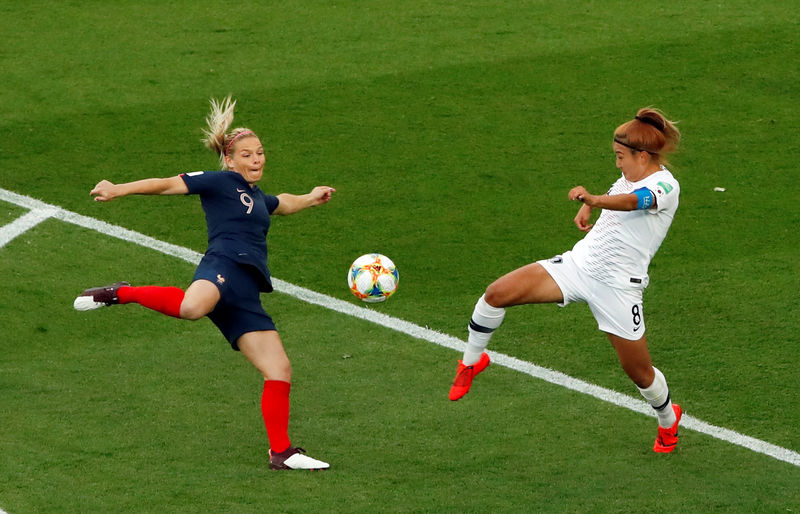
top-left (538, 251), bottom-right (645, 340)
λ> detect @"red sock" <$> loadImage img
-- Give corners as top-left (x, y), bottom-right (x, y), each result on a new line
top-left (261, 380), bottom-right (291, 453)
top-left (117, 286), bottom-right (184, 318)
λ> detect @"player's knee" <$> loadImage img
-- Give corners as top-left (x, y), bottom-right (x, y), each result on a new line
top-left (624, 364), bottom-right (654, 389)
top-left (179, 301), bottom-right (209, 320)
top-left (277, 361), bottom-right (292, 381)
top-left (180, 280), bottom-right (219, 320)
top-left (263, 359), bottom-right (292, 382)
top-left (483, 282), bottom-right (506, 308)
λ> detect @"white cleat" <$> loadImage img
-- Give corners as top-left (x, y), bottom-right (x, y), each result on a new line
top-left (269, 447), bottom-right (330, 470)
top-left (73, 297), bottom-right (108, 311)
top-left (73, 281), bottom-right (130, 311)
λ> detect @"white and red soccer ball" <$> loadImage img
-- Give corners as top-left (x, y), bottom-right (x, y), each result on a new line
top-left (347, 253), bottom-right (399, 303)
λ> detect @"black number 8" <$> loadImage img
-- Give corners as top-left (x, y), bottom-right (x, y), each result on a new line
top-left (632, 305), bottom-right (641, 326)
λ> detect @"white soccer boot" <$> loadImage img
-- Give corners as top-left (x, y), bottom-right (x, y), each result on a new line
top-left (269, 447), bottom-right (330, 470)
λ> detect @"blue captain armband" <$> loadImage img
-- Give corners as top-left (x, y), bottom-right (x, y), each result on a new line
top-left (633, 187), bottom-right (655, 210)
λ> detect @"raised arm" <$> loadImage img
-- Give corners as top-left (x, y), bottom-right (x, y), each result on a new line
top-left (274, 186), bottom-right (335, 216)
top-left (90, 176), bottom-right (189, 202)
top-left (568, 185), bottom-right (656, 212)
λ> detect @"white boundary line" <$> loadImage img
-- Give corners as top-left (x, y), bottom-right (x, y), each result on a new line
top-left (0, 208), bottom-right (56, 248)
top-left (1, 186), bottom-right (799, 468)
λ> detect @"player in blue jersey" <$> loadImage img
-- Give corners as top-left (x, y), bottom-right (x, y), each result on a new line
top-left (74, 97), bottom-right (334, 470)
top-left (449, 108), bottom-right (685, 453)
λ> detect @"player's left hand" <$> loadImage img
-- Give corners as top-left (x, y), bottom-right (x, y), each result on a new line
top-left (91, 180), bottom-right (118, 202)
top-left (309, 186), bottom-right (335, 206)
top-left (568, 186), bottom-right (595, 206)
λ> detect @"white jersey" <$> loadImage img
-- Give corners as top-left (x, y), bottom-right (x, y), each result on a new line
top-left (570, 167), bottom-right (680, 290)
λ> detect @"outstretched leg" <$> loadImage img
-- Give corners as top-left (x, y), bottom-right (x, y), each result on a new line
top-left (450, 263), bottom-right (563, 401)
top-left (73, 279), bottom-right (219, 320)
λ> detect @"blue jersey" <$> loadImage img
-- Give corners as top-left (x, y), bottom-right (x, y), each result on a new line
top-left (180, 171), bottom-right (279, 292)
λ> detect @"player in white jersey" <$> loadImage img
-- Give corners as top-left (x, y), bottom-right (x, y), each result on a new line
top-left (449, 107), bottom-right (684, 453)
top-left (571, 167), bottom-right (679, 291)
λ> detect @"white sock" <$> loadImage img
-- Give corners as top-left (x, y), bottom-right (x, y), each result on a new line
top-left (637, 367), bottom-right (676, 428)
top-left (463, 294), bottom-right (506, 365)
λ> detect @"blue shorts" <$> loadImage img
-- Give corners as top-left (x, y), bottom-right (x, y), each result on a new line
top-left (193, 253), bottom-right (277, 350)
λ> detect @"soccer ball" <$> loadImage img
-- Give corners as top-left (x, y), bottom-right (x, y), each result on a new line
top-left (347, 253), bottom-right (399, 303)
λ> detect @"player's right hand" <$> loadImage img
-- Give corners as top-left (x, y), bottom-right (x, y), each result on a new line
top-left (574, 206), bottom-right (594, 232)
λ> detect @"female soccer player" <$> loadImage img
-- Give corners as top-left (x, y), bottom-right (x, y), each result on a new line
top-left (74, 97), bottom-right (334, 470)
top-left (450, 107), bottom-right (683, 453)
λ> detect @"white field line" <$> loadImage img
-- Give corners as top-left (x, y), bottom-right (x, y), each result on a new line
top-left (0, 208), bottom-right (56, 248)
top-left (1, 186), bottom-right (799, 468)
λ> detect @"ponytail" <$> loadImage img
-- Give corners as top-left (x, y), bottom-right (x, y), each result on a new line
top-left (201, 96), bottom-right (256, 169)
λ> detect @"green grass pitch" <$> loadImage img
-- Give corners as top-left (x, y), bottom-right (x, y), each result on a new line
top-left (1, 1), bottom-right (799, 512)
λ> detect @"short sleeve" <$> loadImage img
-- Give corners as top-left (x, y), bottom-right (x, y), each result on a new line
top-left (180, 171), bottom-right (217, 194)
top-left (264, 194), bottom-right (279, 214)
top-left (650, 178), bottom-right (679, 213)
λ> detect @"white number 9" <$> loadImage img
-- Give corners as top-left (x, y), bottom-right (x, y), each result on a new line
top-left (240, 193), bottom-right (254, 214)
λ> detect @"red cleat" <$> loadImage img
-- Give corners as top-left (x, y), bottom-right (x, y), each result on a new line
top-left (449, 352), bottom-right (491, 401)
top-left (653, 404), bottom-right (682, 453)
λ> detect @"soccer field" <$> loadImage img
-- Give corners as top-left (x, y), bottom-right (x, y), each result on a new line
top-left (1, 1), bottom-right (799, 512)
